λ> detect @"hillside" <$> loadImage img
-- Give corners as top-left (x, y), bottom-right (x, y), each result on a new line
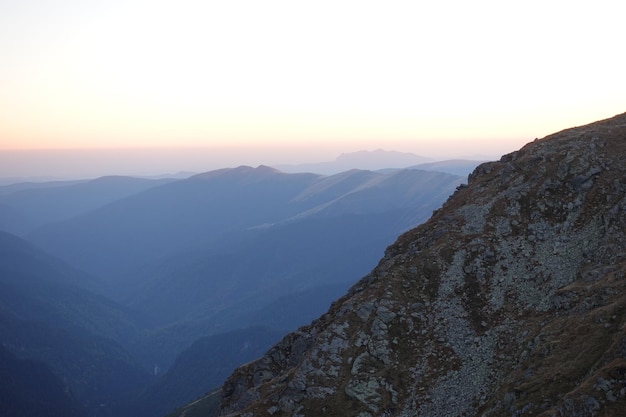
top-left (0, 345), bottom-right (86, 417)
top-left (117, 168), bottom-right (462, 368)
top-left (0, 231), bottom-right (152, 416)
top-left (410, 159), bottom-right (485, 177)
top-left (178, 113), bottom-right (626, 416)
top-left (128, 327), bottom-right (284, 417)
top-left (27, 167), bottom-right (461, 303)
top-left (0, 231), bottom-right (144, 342)
top-left (26, 168), bottom-right (462, 341)
top-left (27, 166), bottom-right (323, 296)
top-left (2, 166), bottom-right (464, 415)
top-left (0, 175), bottom-right (174, 235)
top-left (4, 166), bottom-right (464, 416)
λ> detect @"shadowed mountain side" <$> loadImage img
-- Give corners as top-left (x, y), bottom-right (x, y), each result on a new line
top-left (27, 167), bottom-right (462, 302)
top-left (125, 169), bottom-right (462, 363)
top-left (174, 112), bottom-right (626, 417)
top-left (0, 231), bottom-right (153, 416)
top-left (0, 280), bottom-right (144, 346)
top-left (125, 212), bottom-right (410, 369)
top-left (0, 231), bottom-right (146, 342)
top-left (0, 345), bottom-right (86, 417)
top-left (0, 176), bottom-right (175, 235)
top-left (287, 169), bottom-right (462, 220)
top-left (27, 166), bottom-right (322, 298)
top-left (410, 159), bottom-right (486, 177)
top-left (127, 210), bottom-right (430, 324)
top-left (0, 203), bottom-right (25, 235)
top-left (128, 327), bottom-right (284, 417)
top-left (377, 160), bottom-right (484, 178)
top-left (0, 230), bottom-right (96, 289)
top-left (0, 310), bottom-right (151, 417)
top-left (246, 282), bottom-right (356, 331)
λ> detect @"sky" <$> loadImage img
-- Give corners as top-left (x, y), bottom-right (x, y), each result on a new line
top-left (1, 0), bottom-right (625, 178)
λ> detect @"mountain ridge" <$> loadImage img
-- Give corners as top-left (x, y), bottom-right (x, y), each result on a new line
top-left (0, 175), bottom-right (175, 235)
top-left (179, 112), bottom-right (626, 416)
top-left (0, 231), bottom-right (153, 416)
top-left (27, 167), bottom-right (462, 301)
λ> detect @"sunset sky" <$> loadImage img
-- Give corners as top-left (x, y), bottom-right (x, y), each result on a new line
top-left (1, 0), bottom-right (624, 178)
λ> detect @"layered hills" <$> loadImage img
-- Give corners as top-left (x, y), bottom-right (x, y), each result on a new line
top-left (0, 231), bottom-right (151, 416)
top-left (27, 167), bottom-right (461, 299)
top-left (178, 113), bottom-right (626, 416)
top-left (1, 164), bottom-right (465, 416)
top-left (25, 167), bottom-right (463, 370)
top-left (0, 345), bottom-right (85, 417)
top-left (0, 176), bottom-right (174, 235)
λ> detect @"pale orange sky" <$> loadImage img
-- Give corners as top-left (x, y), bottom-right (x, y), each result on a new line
top-left (1, 0), bottom-right (625, 176)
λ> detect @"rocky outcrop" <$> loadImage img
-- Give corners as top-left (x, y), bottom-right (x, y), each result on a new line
top-left (215, 113), bottom-right (626, 416)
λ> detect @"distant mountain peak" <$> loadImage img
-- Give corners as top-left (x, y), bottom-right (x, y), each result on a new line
top-left (276, 149), bottom-right (433, 175)
top-left (335, 148), bottom-right (430, 163)
top-left (232, 164), bottom-right (281, 173)
top-left (190, 165), bottom-right (284, 180)
top-left (256, 164), bottom-right (281, 172)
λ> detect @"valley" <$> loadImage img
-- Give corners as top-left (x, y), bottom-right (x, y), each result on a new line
top-left (0, 158), bottom-right (471, 416)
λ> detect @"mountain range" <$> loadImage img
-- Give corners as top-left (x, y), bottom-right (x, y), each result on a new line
top-left (0, 345), bottom-right (85, 417)
top-left (0, 163), bottom-right (465, 416)
top-left (0, 176), bottom-right (175, 235)
top-left (174, 112), bottom-right (626, 417)
top-left (8, 114), bottom-right (625, 417)
top-left (276, 149), bottom-right (433, 174)
top-left (0, 230), bottom-right (151, 416)
top-left (275, 149), bottom-right (484, 177)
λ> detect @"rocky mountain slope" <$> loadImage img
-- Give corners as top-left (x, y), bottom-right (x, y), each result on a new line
top-left (185, 112), bottom-right (626, 416)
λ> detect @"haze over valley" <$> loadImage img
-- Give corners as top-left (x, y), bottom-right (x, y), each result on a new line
top-left (2, 0), bottom-right (625, 416)
top-left (4, 113), bottom-right (626, 417)
top-left (0, 152), bottom-right (473, 416)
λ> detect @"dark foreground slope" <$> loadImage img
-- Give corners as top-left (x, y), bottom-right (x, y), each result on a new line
top-left (180, 112), bottom-right (626, 417)
top-left (129, 327), bottom-right (284, 417)
top-left (0, 231), bottom-right (151, 416)
top-left (0, 345), bottom-right (85, 417)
